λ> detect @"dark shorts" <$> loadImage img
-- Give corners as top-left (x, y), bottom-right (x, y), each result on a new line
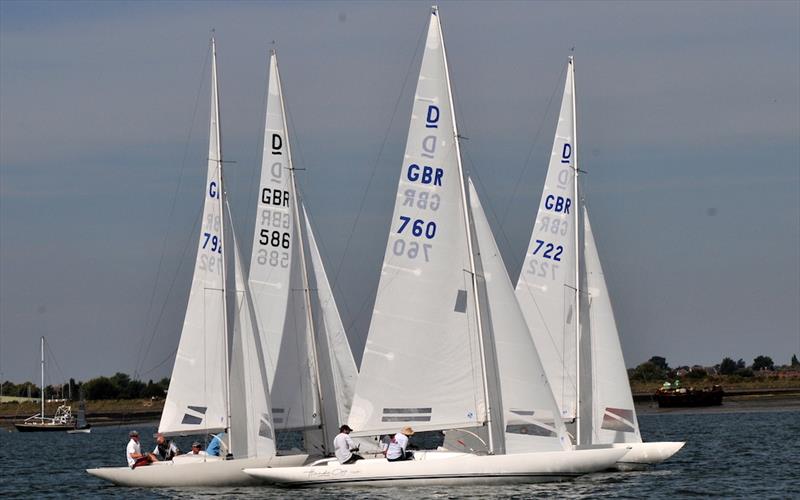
top-left (343, 454), bottom-right (363, 464)
top-left (131, 456), bottom-right (151, 469)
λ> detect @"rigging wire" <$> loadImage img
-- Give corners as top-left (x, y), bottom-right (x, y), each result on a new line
top-left (133, 44), bottom-right (212, 380)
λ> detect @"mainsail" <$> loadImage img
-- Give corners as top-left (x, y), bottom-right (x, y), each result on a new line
top-left (515, 57), bottom-right (640, 447)
top-left (248, 51), bottom-right (357, 455)
top-left (349, 7), bottom-right (489, 437)
top-left (160, 38), bottom-right (229, 437)
top-left (514, 57), bottom-right (578, 424)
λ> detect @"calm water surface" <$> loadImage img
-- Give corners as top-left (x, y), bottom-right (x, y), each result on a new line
top-left (1, 409), bottom-right (797, 499)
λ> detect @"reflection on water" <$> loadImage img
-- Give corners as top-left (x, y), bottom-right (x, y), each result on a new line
top-left (1, 410), bottom-right (797, 498)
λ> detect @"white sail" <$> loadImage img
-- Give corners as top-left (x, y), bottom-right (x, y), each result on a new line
top-left (303, 206), bottom-right (359, 432)
top-left (468, 180), bottom-right (569, 454)
top-left (514, 58), bottom-right (578, 422)
top-left (582, 206), bottom-right (641, 444)
top-left (248, 51), bottom-right (320, 434)
top-left (160, 38), bottom-right (228, 436)
top-left (349, 8), bottom-right (488, 436)
top-left (229, 208), bottom-right (277, 458)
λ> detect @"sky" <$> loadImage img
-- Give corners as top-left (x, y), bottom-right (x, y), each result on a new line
top-left (1, 0), bottom-right (798, 384)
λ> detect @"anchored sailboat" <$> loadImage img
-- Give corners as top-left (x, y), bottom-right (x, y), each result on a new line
top-left (244, 7), bottom-right (625, 486)
top-left (514, 56), bottom-right (684, 469)
top-left (87, 38), bottom-right (305, 487)
top-left (15, 337), bottom-right (84, 433)
top-left (246, 51), bottom-right (361, 458)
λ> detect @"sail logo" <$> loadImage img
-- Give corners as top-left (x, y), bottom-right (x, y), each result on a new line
top-left (560, 143), bottom-right (572, 164)
top-left (381, 407), bottom-right (432, 423)
top-left (181, 405), bottom-right (207, 425)
top-left (600, 407), bottom-right (636, 433)
top-left (425, 105), bottom-right (439, 128)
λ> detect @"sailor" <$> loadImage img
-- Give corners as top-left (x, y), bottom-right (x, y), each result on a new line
top-left (386, 426), bottom-right (415, 462)
top-left (207, 431), bottom-right (227, 457)
top-left (333, 424), bottom-right (363, 465)
top-left (152, 432), bottom-right (181, 460)
top-left (189, 441), bottom-right (206, 455)
top-left (126, 430), bottom-right (156, 468)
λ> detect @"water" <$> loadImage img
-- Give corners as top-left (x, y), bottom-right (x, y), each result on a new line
top-left (1, 409), bottom-right (797, 499)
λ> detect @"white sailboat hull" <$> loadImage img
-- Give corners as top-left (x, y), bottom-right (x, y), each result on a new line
top-left (574, 442), bottom-right (685, 471)
top-left (242, 448), bottom-right (627, 487)
top-left (86, 454), bottom-right (308, 487)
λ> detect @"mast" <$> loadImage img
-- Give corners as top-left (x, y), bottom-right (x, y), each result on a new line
top-left (211, 36), bottom-right (233, 453)
top-left (40, 336), bottom-right (45, 419)
top-left (569, 55), bottom-right (582, 445)
top-left (435, 6), bottom-right (496, 454)
top-left (273, 49), bottom-right (329, 451)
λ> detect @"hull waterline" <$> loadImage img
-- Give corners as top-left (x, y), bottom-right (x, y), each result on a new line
top-left (86, 454), bottom-right (308, 487)
top-left (242, 448), bottom-right (628, 487)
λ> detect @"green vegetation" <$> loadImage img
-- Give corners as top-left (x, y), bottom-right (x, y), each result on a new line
top-left (629, 353), bottom-right (800, 394)
top-left (1, 373), bottom-right (169, 401)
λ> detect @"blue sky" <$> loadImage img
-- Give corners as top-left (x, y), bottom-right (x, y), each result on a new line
top-left (1, 1), bottom-right (798, 383)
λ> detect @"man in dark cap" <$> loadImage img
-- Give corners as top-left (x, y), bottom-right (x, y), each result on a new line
top-left (126, 430), bottom-right (156, 468)
top-left (333, 424), bottom-right (362, 464)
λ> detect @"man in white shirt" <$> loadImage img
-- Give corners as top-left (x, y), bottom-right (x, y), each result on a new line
top-left (126, 430), bottom-right (156, 468)
top-left (386, 426), bottom-right (415, 462)
top-left (333, 424), bottom-right (362, 465)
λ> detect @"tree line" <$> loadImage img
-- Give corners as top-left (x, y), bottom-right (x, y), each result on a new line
top-left (629, 354), bottom-right (800, 381)
top-left (1, 373), bottom-right (170, 401)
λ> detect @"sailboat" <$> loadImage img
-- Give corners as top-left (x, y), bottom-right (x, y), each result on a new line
top-left (243, 7), bottom-right (625, 487)
top-left (245, 50), bottom-right (364, 459)
top-left (15, 337), bottom-right (81, 433)
top-left (86, 38), bottom-right (306, 487)
top-left (514, 56), bottom-right (684, 470)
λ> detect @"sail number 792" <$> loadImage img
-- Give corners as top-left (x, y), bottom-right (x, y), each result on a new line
top-left (532, 239), bottom-right (563, 261)
top-left (397, 216), bottom-right (437, 239)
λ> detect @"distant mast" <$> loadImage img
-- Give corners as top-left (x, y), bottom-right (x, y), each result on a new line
top-left (40, 336), bottom-right (45, 419)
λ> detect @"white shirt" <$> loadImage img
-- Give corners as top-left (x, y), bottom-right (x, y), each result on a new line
top-left (386, 433), bottom-right (408, 460)
top-left (126, 438), bottom-right (141, 467)
top-left (333, 432), bottom-right (357, 464)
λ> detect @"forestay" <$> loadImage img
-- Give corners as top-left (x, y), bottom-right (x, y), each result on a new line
top-left (468, 180), bottom-right (569, 454)
top-left (582, 206), bottom-right (641, 444)
top-left (349, 9), bottom-right (486, 436)
top-left (514, 58), bottom-right (578, 422)
top-left (160, 38), bottom-right (228, 436)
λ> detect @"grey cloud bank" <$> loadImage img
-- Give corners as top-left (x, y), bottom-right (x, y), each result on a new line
top-left (1, 1), bottom-right (798, 382)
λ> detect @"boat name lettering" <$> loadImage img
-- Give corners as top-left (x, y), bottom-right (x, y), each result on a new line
top-left (538, 216), bottom-right (569, 236)
top-left (261, 188), bottom-right (290, 207)
top-left (420, 135), bottom-right (437, 159)
top-left (402, 188), bottom-right (440, 211)
top-left (271, 133), bottom-right (283, 154)
top-left (532, 239), bottom-right (563, 261)
top-left (397, 216), bottom-right (437, 239)
top-left (544, 195), bottom-right (571, 214)
top-left (527, 258), bottom-right (559, 280)
top-left (259, 229), bottom-right (291, 249)
top-left (202, 232), bottom-right (223, 253)
top-left (561, 143), bottom-right (572, 163)
top-left (198, 254), bottom-right (219, 272)
top-left (257, 249), bottom-right (289, 268)
top-left (261, 209), bottom-right (291, 229)
top-left (407, 164), bottom-right (443, 186)
top-left (425, 105), bottom-right (439, 128)
top-left (209, 181), bottom-right (219, 198)
top-left (392, 238), bottom-right (431, 262)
